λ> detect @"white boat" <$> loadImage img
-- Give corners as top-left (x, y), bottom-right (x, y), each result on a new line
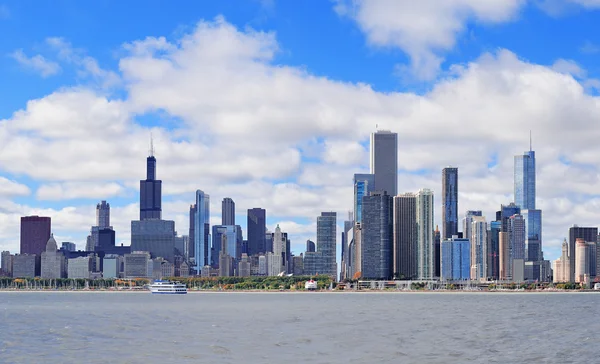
top-left (149, 280), bottom-right (188, 294)
top-left (594, 283), bottom-right (600, 290)
top-left (305, 279), bottom-right (318, 291)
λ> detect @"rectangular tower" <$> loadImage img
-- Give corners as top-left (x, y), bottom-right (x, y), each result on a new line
top-left (416, 189), bottom-right (434, 280)
top-left (353, 174), bottom-right (375, 224)
top-left (370, 131), bottom-right (398, 196)
top-left (20, 216), bottom-right (51, 256)
top-left (140, 154), bottom-right (162, 220)
top-left (393, 193), bottom-right (417, 279)
top-left (442, 167), bottom-right (458, 240)
top-left (194, 190), bottom-right (210, 271)
top-left (222, 197), bottom-right (235, 226)
top-left (247, 208), bottom-right (266, 255)
top-left (361, 192), bottom-right (393, 279)
top-left (569, 226), bottom-right (597, 282)
top-left (317, 212), bottom-right (337, 279)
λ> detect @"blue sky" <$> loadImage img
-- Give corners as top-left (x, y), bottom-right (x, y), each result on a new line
top-left (1, 0), bottom-right (600, 262)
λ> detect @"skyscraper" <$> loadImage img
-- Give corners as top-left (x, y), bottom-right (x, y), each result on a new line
top-left (514, 150), bottom-right (536, 210)
top-left (353, 174), bottom-right (375, 224)
top-left (462, 210), bottom-right (482, 245)
top-left (140, 143), bottom-right (162, 220)
top-left (553, 239), bottom-right (570, 283)
top-left (470, 216), bottom-right (487, 281)
top-left (568, 226), bottom-right (598, 282)
top-left (317, 212), bottom-right (337, 278)
top-left (361, 191), bottom-right (393, 279)
top-left (393, 193), bottom-right (417, 279)
top-left (416, 189), bottom-right (434, 280)
top-left (20, 216), bottom-right (51, 256)
top-left (222, 197), bottom-right (235, 225)
top-left (488, 220), bottom-right (501, 279)
top-left (247, 208), bottom-right (266, 255)
top-left (188, 204), bottom-right (197, 260)
top-left (96, 201), bottom-right (110, 228)
top-left (442, 167), bottom-right (458, 240)
top-left (370, 130), bottom-right (398, 196)
top-left (441, 236), bottom-right (470, 281)
top-left (194, 190), bottom-right (210, 270)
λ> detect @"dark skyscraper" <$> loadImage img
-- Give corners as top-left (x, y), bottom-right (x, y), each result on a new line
top-left (317, 212), bottom-right (337, 278)
top-left (362, 192), bottom-right (393, 280)
top-left (96, 200), bottom-right (110, 228)
top-left (247, 208), bottom-right (266, 255)
top-left (393, 193), bottom-right (416, 279)
top-left (20, 216), bottom-right (51, 256)
top-left (569, 226), bottom-right (598, 282)
top-left (434, 225), bottom-right (441, 278)
top-left (188, 204), bottom-right (197, 260)
top-left (370, 131), bottom-right (398, 196)
top-left (306, 240), bottom-right (316, 253)
top-left (139, 144), bottom-right (162, 220)
top-left (442, 167), bottom-right (458, 240)
top-left (222, 197), bottom-right (235, 225)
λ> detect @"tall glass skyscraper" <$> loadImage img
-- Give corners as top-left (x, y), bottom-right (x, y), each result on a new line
top-left (416, 189), bottom-right (434, 280)
top-left (370, 131), bottom-right (398, 196)
top-left (361, 192), bottom-right (393, 280)
top-left (194, 190), bottom-right (210, 271)
top-left (317, 212), bottom-right (337, 278)
top-left (140, 149), bottom-right (162, 220)
top-left (442, 167), bottom-right (458, 240)
top-left (441, 236), bottom-right (470, 281)
top-left (353, 173), bottom-right (375, 224)
top-left (393, 193), bottom-right (417, 279)
top-left (514, 150), bottom-right (536, 210)
top-left (222, 197), bottom-right (235, 225)
top-left (247, 208), bottom-right (266, 255)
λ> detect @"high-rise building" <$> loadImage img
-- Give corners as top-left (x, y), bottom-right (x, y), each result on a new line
top-left (393, 193), bottom-right (417, 279)
top-left (462, 211), bottom-right (482, 246)
top-left (12, 254), bottom-right (36, 278)
top-left (488, 220), bottom-right (501, 279)
top-left (247, 208), bottom-right (266, 255)
top-left (131, 220), bottom-right (176, 263)
top-left (470, 216), bottom-right (487, 281)
top-left (568, 226), bottom-right (597, 282)
top-left (317, 212), bottom-right (337, 278)
top-left (194, 190), bottom-right (210, 270)
top-left (553, 239), bottom-right (571, 283)
top-left (514, 149), bottom-right (536, 210)
top-left (353, 174), bottom-right (375, 224)
top-left (212, 225), bottom-right (243, 262)
top-left (442, 167), bottom-right (458, 240)
top-left (370, 130), bottom-right (398, 196)
top-left (509, 214), bottom-right (526, 263)
top-left (434, 226), bottom-right (441, 278)
top-left (20, 216), bottom-right (51, 256)
top-left (499, 232), bottom-right (510, 280)
top-left (61, 242), bottom-right (76, 252)
top-left (41, 234), bottom-right (65, 279)
top-left (497, 203), bottom-right (521, 232)
top-left (269, 225), bottom-right (287, 275)
top-left (124, 251), bottom-right (151, 278)
top-left (306, 240), bottom-right (316, 253)
top-left (222, 197), bottom-right (235, 226)
top-left (188, 204), bottom-right (197, 260)
top-left (361, 192), bottom-right (393, 279)
top-left (575, 238), bottom-right (589, 284)
top-left (140, 143), bottom-right (162, 220)
top-left (341, 213), bottom-right (353, 280)
top-left (218, 234), bottom-right (232, 277)
top-left (1, 251), bottom-right (13, 277)
top-left (96, 200), bottom-right (110, 228)
top-left (416, 189), bottom-right (434, 280)
top-left (441, 236), bottom-right (470, 281)
top-left (521, 209), bottom-right (542, 261)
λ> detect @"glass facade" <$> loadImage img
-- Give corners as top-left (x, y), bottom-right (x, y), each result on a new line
top-left (194, 190), bottom-right (210, 270)
top-left (416, 189), bottom-right (434, 280)
top-left (361, 192), bottom-right (393, 279)
top-left (212, 225), bottom-right (243, 263)
top-left (441, 237), bottom-right (470, 280)
top-left (317, 212), bottom-right (337, 278)
top-left (442, 167), bottom-right (458, 240)
top-left (370, 131), bottom-right (398, 196)
top-left (514, 151), bottom-right (536, 210)
top-left (247, 208), bottom-right (266, 255)
top-left (522, 209), bottom-right (542, 261)
top-left (353, 174), bottom-right (374, 224)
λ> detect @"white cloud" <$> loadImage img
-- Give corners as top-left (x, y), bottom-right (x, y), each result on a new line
top-left (0, 177), bottom-right (30, 198)
top-left (10, 49), bottom-right (61, 77)
top-left (4, 18), bottom-right (600, 262)
top-left (551, 59), bottom-right (586, 78)
top-left (334, 0), bottom-right (525, 80)
top-left (36, 182), bottom-right (127, 201)
top-left (537, 0), bottom-right (600, 15)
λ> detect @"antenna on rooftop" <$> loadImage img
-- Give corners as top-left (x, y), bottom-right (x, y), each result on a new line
top-left (529, 130), bottom-right (532, 151)
top-left (149, 133), bottom-right (155, 157)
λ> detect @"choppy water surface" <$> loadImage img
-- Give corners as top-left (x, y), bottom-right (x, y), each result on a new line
top-left (0, 291), bottom-right (598, 363)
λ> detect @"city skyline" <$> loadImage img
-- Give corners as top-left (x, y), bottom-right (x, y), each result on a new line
top-left (2, 3), bottom-right (600, 262)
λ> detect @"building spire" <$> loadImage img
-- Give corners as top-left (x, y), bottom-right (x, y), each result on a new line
top-left (529, 130), bottom-right (532, 151)
top-left (149, 133), bottom-right (155, 157)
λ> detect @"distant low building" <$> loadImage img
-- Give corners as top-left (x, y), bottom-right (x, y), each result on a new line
top-left (238, 254), bottom-right (250, 277)
top-left (441, 236), bottom-right (470, 281)
top-left (124, 251), bottom-right (151, 278)
top-left (554, 240), bottom-right (570, 283)
top-left (103, 255), bottom-right (122, 279)
top-left (41, 234), bottom-right (65, 279)
top-left (1, 251), bottom-right (13, 277)
top-left (68, 256), bottom-right (92, 279)
top-left (12, 254), bottom-right (36, 278)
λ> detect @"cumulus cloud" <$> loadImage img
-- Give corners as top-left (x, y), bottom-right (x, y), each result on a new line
top-left (334, 0), bottom-right (525, 80)
top-left (10, 49), bottom-right (61, 77)
top-left (3, 18), bottom-right (600, 261)
top-left (551, 59), bottom-right (586, 78)
top-left (36, 182), bottom-right (127, 201)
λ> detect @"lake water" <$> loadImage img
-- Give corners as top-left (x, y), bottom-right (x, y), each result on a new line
top-left (0, 291), bottom-right (597, 363)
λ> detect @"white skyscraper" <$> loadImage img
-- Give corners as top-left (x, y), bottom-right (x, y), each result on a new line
top-left (416, 189), bottom-right (434, 280)
top-left (470, 216), bottom-right (487, 281)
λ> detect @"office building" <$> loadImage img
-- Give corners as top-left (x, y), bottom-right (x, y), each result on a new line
top-left (354, 174), bottom-right (375, 224)
top-left (442, 167), bottom-right (458, 240)
top-left (218, 234), bottom-right (232, 277)
top-left (140, 142), bottom-right (162, 220)
top-left (306, 240), bottom-right (316, 253)
top-left (293, 254), bottom-right (304, 276)
top-left (553, 240), bottom-right (570, 283)
top-left (41, 234), bottom-right (65, 279)
top-left (488, 220), bottom-right (501, 279)
top-left (509, 215), bottom-right (526, 261)
top-left (393, 193), bottom-right (417, 279)
top-left (568, 226), bottom-right (597, 282)
top-left (61, 242), bottom-right (76, 252)
top-left (575, 238), bottom-right (590, 284)
top-left (238, 253), bottom-right (251, 277)
top-left (20, 216), bottom-right (51, 256)
top-left (212, 225), bottom-right (243, 264)
top-left (499, 232), bottom-right (510, 280)
top-left (470, 216), bottom-right (487, 281)
top-left (370, 130), bottom-right (398, 196)
top-left (269, 225), bottom-right (287, 276)
top-left (247, 208), bottom-right (266, 255)
top-left (103, 255), bottom-right (122, 279)
top-left (434, 226), bottom-right (441, 278)
top-left (68, 256), bottom-right (93, 279)
top-left (12, 254), bottom-right (36, 278)
top-left (462, 211), bottom-right (482, 246)
top-left (514, 149), bottom-right (536, 210)
top-left (188, 204), bottom-right (197, 260)
top-left (441, 236), bottom-right (470, 281)
top-left (124, 251), bottom-right (151, 278)
top-left (317, 212), bottom-right (337, 278)
top-left (131, 219), bottom-right (176, 263)
top-left (1, 251), bottom-right (13, 277)
top-left (416, 189), bottom-right (434, 280)
top-left (222, 197), bottom-right (235, 225)
top-left (303, 251), bottom-right (323, 276)
top-left (361, 191), bottom-right (393, 279)
top-left (194, 190), bottom-right (210, 270)
top-left (96, 200), bottom-right (110, 228)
